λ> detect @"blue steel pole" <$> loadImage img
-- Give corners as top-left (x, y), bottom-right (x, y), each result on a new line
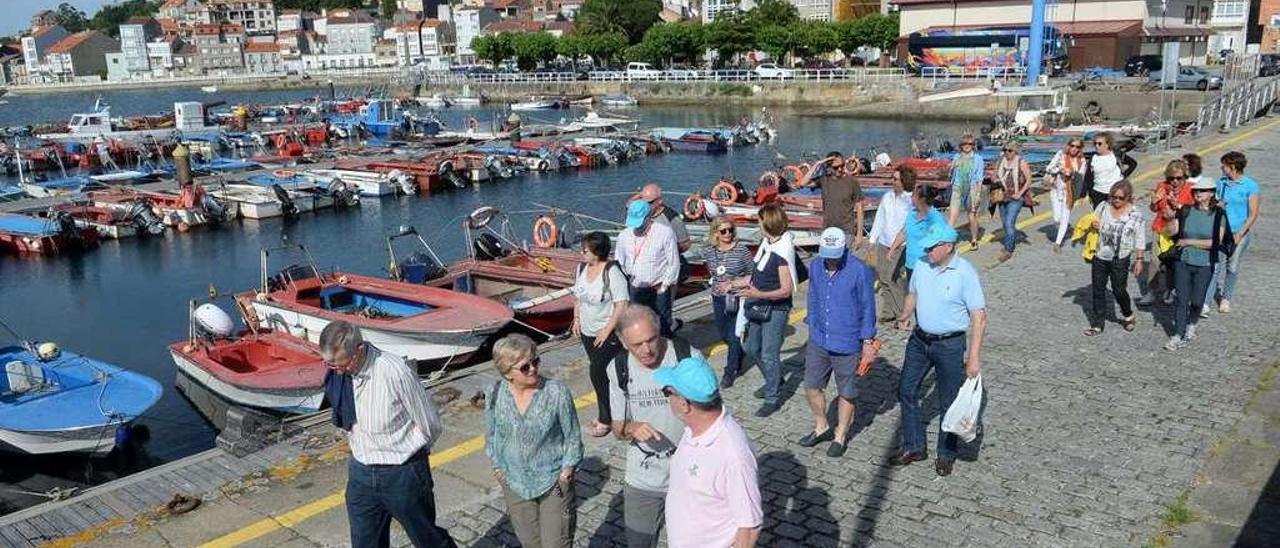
top-left (1027, 0), bottom-right (1046, 86)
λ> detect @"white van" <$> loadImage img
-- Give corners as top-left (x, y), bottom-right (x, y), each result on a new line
top-left (626, 62), bottom-right (661, 80)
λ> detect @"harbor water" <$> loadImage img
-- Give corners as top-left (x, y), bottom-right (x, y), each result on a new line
top-left (0, 85), bottom-right (966, 514)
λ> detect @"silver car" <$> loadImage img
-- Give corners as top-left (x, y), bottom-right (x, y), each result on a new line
top-left (1150, 66), bottom-right (1223, 91)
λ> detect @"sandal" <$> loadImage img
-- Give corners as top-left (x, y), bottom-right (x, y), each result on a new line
top-left (1122, 316), bottom-right (1137, 331)
top-left (1084, 327), bottom-right (1103, 337)
top-left (588, 420), bottom-right (611, 438)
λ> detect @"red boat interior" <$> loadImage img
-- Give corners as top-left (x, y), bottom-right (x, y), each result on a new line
top-left (207, 338), bottom-right (318, 375)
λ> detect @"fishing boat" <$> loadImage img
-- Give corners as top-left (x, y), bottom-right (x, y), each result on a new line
top-left (90, 185), bottom-right (232, 230)
top-left (451, 95), bottom-right (484, 106)
top-left (0, 340), bottom-right (162, 454)
top-left (564, 111), bottom-right (640, 133)
top-left (16, 175), bottom-right (99, 198)
top-left (510, 97), bottom-right (559, 111)
top-left (0, 212), bottom-right (99, 254)
top-left (304, 168), bottom-right (417, 196)
top-left (236, 246), bottom-right (513, 365)
top-left (35, 99), bottom-right (180, 143)
top-left (600, 94), bottom-right (638, 107)
top-left (416, 94), bottom-right (450, 109)
top-left (35, 201), bottom-right (166, 239)
top-left (0, 184), bottom-right (26, 202)
top-left (169, 302), bottom-right (327, 426)
top-left (388, 210), bottom-right (578, 335)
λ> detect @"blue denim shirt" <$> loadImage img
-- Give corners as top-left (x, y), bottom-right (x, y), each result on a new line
top-left (806, 253), bottom-right (877, 354)
top-left (484, 378), bottom-right (583, 500)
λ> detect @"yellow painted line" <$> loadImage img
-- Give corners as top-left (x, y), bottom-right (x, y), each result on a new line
top-left (979, 117), bottom-right (1280, 245)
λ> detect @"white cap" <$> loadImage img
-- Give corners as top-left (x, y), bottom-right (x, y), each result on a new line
top-left (818, 227), bottom-right (846, 259)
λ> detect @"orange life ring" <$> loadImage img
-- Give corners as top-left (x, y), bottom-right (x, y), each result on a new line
top-left (710, 181), bottom-right (738, 205)
top-left (683, 194), bottom-right (706, 220)
top-left (532, 215), bottom-right (558, 248)
top-left (783, 164), bottom-right (809, 183)
top-left (272, 169), bottom-right (296, 178)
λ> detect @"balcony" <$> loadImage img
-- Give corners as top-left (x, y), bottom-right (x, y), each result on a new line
top-left (1209, 1), bottom-right (1247, 27)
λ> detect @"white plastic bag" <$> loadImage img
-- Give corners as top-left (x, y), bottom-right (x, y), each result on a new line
top-left (942, 374), bottom-right (983, 443)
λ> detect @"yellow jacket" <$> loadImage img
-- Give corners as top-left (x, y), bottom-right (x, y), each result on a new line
top-left (1073, 213), bottom-right (1099, 262)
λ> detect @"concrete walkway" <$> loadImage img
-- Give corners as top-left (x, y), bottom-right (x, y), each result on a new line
top-left (72, 118), bottom-right (1280, 548)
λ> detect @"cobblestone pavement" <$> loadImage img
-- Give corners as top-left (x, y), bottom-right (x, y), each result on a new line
top-left (438, 122), bottom-right (1280, 548)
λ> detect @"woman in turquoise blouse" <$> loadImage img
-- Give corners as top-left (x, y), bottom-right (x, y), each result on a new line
top-left (484, 334), bottom-right (583, 548)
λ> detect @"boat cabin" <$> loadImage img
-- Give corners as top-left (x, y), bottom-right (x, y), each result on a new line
top-left (68, 110), bottom-right (115, 136)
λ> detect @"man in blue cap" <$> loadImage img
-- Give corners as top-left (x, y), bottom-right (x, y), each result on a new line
top-left (799, 227), bottom-right (878, 458)
top-left (655, 357), bottom-right (762, 548)
top-left (616, 198), bottom-right (681, 337)
top-left (892, 224), bottom-right (986, 477)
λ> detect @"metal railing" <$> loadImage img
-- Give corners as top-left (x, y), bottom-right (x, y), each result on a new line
top-left (1190, 75), bottom-right (1279, 134)
top-left (919, 66), bottom-right (1028, 83)
top-left (411, 67), bottom-right (908, 85)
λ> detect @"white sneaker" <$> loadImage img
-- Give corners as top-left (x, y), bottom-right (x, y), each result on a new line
top-left (1163, 290), bottom-right (1177, 305)
top-left (1219, 300), bottom-right (1231, 313)
top-left (1137, 292), bottom-right (1155, 306)
top-left (1200, 306), bottom-right (1211, 319)
top-left (1185, 324), bottom-right (1198, 341)
top-left (1164, 335), bottom-right (1185, 351)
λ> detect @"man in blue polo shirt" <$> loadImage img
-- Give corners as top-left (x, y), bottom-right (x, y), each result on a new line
top-left (1205, 150), bottom-right (1261, 314)
top-left (892, 224), bottom-right (987, 477)
top-left (891, 185), bottom-right (948, 285)
top-left (799, 228), bottom-right (877, 458)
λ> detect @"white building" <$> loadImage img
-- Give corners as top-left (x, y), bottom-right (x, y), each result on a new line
top-left (244, 41), bottom-right (283, 73)
top-left (209, 0), bottom-right (277, 34)
top-left (21, 25), bottom-right (70, 83)
top-left (704, 0), bottom-right (755, 23)
top-left (791, 0), bottom-right (834, 21)
top-left (159, 0), bottom-right (213, 25)
top-left (325, 9), bottom-right (379, 55)
top-left (391, 19), bottom-right (455, 69)
top-left (1209, 0), bottom-right (1251, 53)
top-left (441, 4), bottom-right (498, 62)
top-left (119, 17), bottom-right (161, 76)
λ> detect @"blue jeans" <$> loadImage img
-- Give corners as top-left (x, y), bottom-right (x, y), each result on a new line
top-left (1174, 261), bottom-right (1212, 338)
top-left (712, 295), bottom-right (745, 380)
top-left (898, 333), bottom-right (967, 459)
top-left (743, 306), bottom-right (789, 405)
top-left (1206, 233), bottom-right (1251, 303)
top-left (346, 452), bottom-right (458, 548)
top-left (1001, 199), bottom-right (1024, 253)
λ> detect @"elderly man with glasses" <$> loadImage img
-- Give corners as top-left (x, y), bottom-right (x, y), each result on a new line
top-left (892, 225), bottom-right (987, 477)
top-left (319, 321), bottom-right (458, 548)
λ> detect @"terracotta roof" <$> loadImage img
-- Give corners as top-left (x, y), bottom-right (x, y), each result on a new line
top-left (491, 0), bottom-right (521, 8)
top-left (396, 19), bottom-right (447, 31)
top-left (483, 20), bottom-right (542, 33)
top-left (193, 24), bottom-right (221, 35)
top-left (47, 31), bottom-right (104, 54)
top-left (659, 7), bottom-right (682, 22)
top-left (327, 10), bottom-right (377, 25)
top-left (161, 0), bottom-right (189, 8)
top-left (1055, 20), bottom-right (1143, 36)
top-left (126, 16), bottom-right (156, 25)
top-left (244, 42), bottom-right (279, 53)
top-left (544, 21), bottom-right (574, 32)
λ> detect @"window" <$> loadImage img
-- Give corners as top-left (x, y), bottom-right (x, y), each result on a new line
top-left (1185, 6), bottom-right (1195, 24)
top-left (1212, 0), bottom-right (1246, 20)
top-left (1200, 6), bottom-right (1210, 23)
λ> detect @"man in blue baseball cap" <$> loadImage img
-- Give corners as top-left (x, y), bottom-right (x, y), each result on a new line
top-left (656, 357), bottom-right (762, 548)
top-left (892, 223), bottom-right (987, 477)
top-left (617, 198), bottom-right (681, 337)
top-left (799, 227), bottom-right (878, 458)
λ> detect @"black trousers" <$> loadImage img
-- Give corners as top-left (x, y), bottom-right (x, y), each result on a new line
top-left (1090, 256), bottom-right (1133, 328)
top-left (1089, 189), bottom-right (1110, 209)
top-left (580, 334), bottom-right (624, 424)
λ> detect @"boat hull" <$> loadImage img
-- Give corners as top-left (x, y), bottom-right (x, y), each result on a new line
top-left (0, 424), bottom-right (130, 455)
top-left (169, 348), bottom-right (324, 417)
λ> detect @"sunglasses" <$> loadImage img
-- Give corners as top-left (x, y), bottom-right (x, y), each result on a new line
top-left (1170, 175), bottom-right (1187, 181)
top-left (661, 386), bottom-right (675, 397)
top-left (517, 357), bottom-right (541, 375)
top-left (1094, 141), bottom-right (1107, 146)
top-left (1003, 148), bottom-right (1016, 153)
top-left (717, 227), bottom-right (733, 235)
top-left (1109, 194), bottom-right (1129, 202)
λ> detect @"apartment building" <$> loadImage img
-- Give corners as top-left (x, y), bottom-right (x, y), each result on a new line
top-left (209, 0), bottom-right (277, 34)
top-left (119, 17), bottom-right (162, 76)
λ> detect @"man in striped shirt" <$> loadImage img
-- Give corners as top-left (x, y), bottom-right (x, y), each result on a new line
top-left (616, 199), bottom-right (681, 337)
top-left (320, 321), bottom-right (458, 548)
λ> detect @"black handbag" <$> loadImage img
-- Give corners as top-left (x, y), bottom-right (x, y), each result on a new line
top-left (723, 293), bottom-right (740, 314)
top-left (743, 299), bottom-right (771, 322)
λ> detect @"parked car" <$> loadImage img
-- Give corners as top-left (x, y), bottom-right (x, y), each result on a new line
top-left (803, 60), bottom-right (846, 74)
top-left (1149, 66), bottom-right (1223, 91)
top-left (665, 64), bottom-right (701, 79)
top-left (754, 63), bottom-right (795, 79)
top-left (1125, 54), bottom-right (1162, 77)
top-left (1259, 54), bottom-right (1280, 77)
top-left (626, 62), bottom-right (661, 80)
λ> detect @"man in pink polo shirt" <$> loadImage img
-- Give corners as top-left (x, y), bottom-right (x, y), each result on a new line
top-left (654, 357), bottom-right (762, 548)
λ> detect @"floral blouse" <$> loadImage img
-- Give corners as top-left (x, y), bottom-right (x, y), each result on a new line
top-left (484, 377), bottom-right (583, 500)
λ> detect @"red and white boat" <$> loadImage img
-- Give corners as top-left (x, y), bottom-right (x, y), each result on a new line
top-left (0, 212), bottom-right (99, 255)
top-left (388, 210), bottom-right (578, 336)
top-left (237, 246), bottom-right (513, 365)
top-left (170, 324), bottom-right (328, 416)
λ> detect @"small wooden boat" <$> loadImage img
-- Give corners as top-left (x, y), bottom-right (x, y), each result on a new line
top-left (170, 302), bottom-right (327, 420)
top-left (0, 212), bottom-right (99, 254)
top-left (510, 98), bottom-right (558, 111)
top-left (238, 246), bottom-right (513, 365)
top-left (388, 212), bottom-right (578, 336)
top-left (0, 341), bottom-right (161, 454)
top-left (600, 94), bottom-right (638, 107)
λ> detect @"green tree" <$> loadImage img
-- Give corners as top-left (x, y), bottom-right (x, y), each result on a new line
top-left (87, 0), bottom-right (161, 36)
top-left (637, 22), bottom-right (705, 67)
top-left (471, 33), bottom-right (514, 67)
top-left (380, 0), bottom-right (396, 21)
top-left (557, 33), bottom-right (586, 66)
top-left (860, 13), bottom-right (900, 66)
top-left (704, 12), bottom-right (755, 68)
top-left (582, 32), bottom-right (627, 67)
top-left (755, 24), bottom-right (793, 64)
top-left (745, 0), bottom-right (799, 27)
top-left (790, 21), bottom-right (839, 62)
top-left (576, 0), bottom-right (662, 43)
top-left (510, 32), bottom-right (558, 70)
top-left (54, 2), bottom-right (90, 33)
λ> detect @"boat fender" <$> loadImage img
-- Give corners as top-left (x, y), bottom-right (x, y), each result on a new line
top-left (535, 159), bottom-right (550, 171)
top-left (36, 342), bottom-right (60, 361)
top-left (474, 232), bottom-right (508, 260)
top-left (468, 206), bottom-right (500, 229)
top-left (194, 303), bottom-right (235, 338)
top-left (272, 169), bottom-right (297, 179)
top-left (177, 221), bottom-right (191, 232)
top-left (683, 194), bottom-right (706, 221)
top-left (783, 164), bottom-right (808, 184)
top-left (532, 215), bottom-right (558, 249)
top-left (710, 181), bottom-right (738, 205)
top-left (166, 494), bottom-right (201, 516)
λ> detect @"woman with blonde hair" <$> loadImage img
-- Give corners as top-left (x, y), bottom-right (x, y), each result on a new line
top-left (996, 141), bottom-right (1033, 262)
top-left (724, 204), bottom-right (797, 417)
top-left (704, 216), bottom-right (754, 388)
top-left (484, 334), bottom-right (583, 548)
top-left (1045, 137), bottom-right (1086, 253)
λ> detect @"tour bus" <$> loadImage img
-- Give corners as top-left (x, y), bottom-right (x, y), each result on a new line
top-left (905, 25), bottom-right (1070, 76)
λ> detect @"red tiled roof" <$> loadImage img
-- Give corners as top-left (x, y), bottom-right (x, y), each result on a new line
top-left (544, 21), bottom-right (574, 32)
top-left (161, 0), bottom-right (188, 8)
top-left (396, 19), bottom-right (447, 31)
top-left (244, 42), bottom-right (279, 53)
top-left (490, 0), bottom-right (521, 8)
top-left (125, 16), bottom-right (156, 25)
top-left (47, 31), bottom-right (102, 54)
top-left (193, 24), bottom-right (221, 35)
top-left (483, 20), bottom-right (541, 33)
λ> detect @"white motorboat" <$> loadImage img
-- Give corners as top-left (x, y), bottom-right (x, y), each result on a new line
top-left (209, 184), bottom-right (331, 219)
top-left (35, 100), bottom-right (178, 143)
top-left (304, 168), bottom-right (416, 196)
top-left (564, 111), bottom-right (639, 132)
top-left (201, 85), bottom-right (218, 93)
top-left (452, 95), bottom-right (484, 106)
top-left (416, 94), bottom-right (450, 108)
top-left (510, 99), bottom-right (558, 111)
top-left (600, 94), bottom-right (638, 106)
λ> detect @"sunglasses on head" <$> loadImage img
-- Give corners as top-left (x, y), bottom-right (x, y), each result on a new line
top-left (1193, 187), bottom-right (1214, 193)
top-left (517, 357), bottom-right (541, 375)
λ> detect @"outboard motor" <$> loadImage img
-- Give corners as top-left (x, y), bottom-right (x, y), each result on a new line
top-left (193, 303), bottom-right (236, 341)
top-left (398, 251), bottom-right (447, 284)
top-left (392, 171), bottom-right (417, 195)
top-left (473, 232), bottom-right (508, 261)
top-left (54, 211), bottom-right (82, 242)
top-left (201, 192), bottom-right (231, 222)
top-left (484, 156), bottom-right (513, 179)
top-left (327, 178), bottom-right (360, 208)
top-left (127, 201), bottom-right (167, 236)
top-left (271, 184), bottom-right (300, 217)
